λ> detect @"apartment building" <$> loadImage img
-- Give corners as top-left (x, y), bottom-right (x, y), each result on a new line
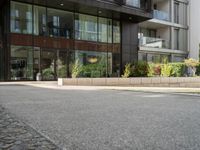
top-left (0, 0), bottom-right (152, 81)
top-left (189, 0), bottom-right (200, 61)
top-left (0, 0), bottom-right (199, 81)
top-left (138, 0), bottom-right (189, 63)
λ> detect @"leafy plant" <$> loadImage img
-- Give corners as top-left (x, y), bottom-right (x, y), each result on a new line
top-left (196, 64), bottom-right (200, 76)
top-left (170, 63), bottom-right (186, 77)
top-left (42, 68), bottom-right (54, 80)
top-left (71, 60), bottom-right (82, 78)
top-left (122, 63), bottom-right (132, 78)
top-left (148, 63), bottom-right (161, 77)
top-left (161, 64), bottom-right (172, 77)
top-left (132, 61), bottom-right (149, 77)
top-left (57, 65), bottom-right (67, 78)
top-left (184, 58), bottom-right (200, 76)
top-left (57, 59), bottom-right (67, 78)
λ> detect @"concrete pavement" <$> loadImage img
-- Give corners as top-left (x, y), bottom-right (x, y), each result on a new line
top-left (0, 84), bottom-right (200, 149)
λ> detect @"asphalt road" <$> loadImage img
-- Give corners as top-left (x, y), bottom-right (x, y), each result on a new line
top-left (0, 85), bottom-right (200, 150)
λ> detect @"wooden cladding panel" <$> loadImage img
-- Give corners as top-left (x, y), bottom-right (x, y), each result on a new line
top-left (10, 33), bottom-right (120, 53)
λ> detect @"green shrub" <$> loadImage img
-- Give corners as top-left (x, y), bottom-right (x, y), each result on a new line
top-left (170, 63), bottom-right (186, 77)
top-left (132, 61), bottom-right (149, 77)
top-left (81, 63), bottom-right (106, 78)
top-left (196, 64), bottom-right (200, 76)
top-left (184, 58), bottom-right (200, 76)
top-left (57, 65), bottom-right (67, 78)
top-left (42, 68), bottom-right (54, 80)
top-left (148, 63), bottom-right (161, 77)
top-left (122, 63), bottom-right (132, 78)
top-left (161, 64), bottom-right (173, 77)
top-left (72, 60), bottom-right (82, 78)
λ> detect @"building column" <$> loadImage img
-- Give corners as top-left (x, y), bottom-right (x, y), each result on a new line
top-left (170, 0), bottom-right (174, 50)
top-left (121, 21), bottom-right (138, 70)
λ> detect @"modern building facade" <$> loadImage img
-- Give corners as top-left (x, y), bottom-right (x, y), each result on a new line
top-left (138, 0), bottom-right (189, 63)
top-left (0, 0), bottom-right (152, 81)
top-left (1, 0), bottom-right (200, 81)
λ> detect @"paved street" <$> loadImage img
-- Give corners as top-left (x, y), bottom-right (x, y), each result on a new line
top-left (1, 84), bottom-right (200, 150)
top-left (0, 106), bottom-right (58, 150)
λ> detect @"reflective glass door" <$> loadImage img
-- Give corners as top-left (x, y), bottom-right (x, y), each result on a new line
top-left (41, 49), bottom-right (56, 80)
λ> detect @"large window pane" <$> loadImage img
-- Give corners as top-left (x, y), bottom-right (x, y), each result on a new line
top-left (127, 0), bottom-right (140, 7)
top-left (47, 8), bottom-right (73, 38)
top-left (75, 14), bottom-right (97, 41)
top-left (98, 18), bottom-right (112, 43)
top-left (11, 1), bottom-right (33, 34)
top-left (41, 50), bottom-right (56, 80)
top-left (57, 50), bottom-right (68, 78)
top-left (113, 21), bottom-right (120, 43)
top-left (34, 6), bottom-right (47, 36)
top-left (11, 45), bottom-right (33, 80)
top-left (74, 50), bottom-right (108, 77)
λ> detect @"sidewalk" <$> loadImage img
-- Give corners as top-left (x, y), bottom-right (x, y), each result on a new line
top-left (0, 81), bottom-right (200, 95)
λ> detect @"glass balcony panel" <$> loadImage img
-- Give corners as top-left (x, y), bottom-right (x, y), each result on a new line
top-left (153, 10), bottom-right (169, 21)
top-left (139, 36), bottom-right (170, 49)
top-left (126, 0), bottom-right (147, 9)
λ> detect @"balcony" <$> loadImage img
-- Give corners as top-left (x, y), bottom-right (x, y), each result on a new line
top-left (153, 10), bottom-right (170, 21)
top-left (125, 0), bottom-right (150, 10)
top-left (113, 0), bottom-right (151, 11)
top-left (139, 36), bottom-right (170, 49)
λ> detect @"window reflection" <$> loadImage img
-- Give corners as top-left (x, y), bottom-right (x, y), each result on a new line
top-left (47, 8), bottom-right (74, 38)
top-left (75, 14), bottom-right (98, 41)
top-left (10, 1), bottom-right (122, 79)
top-left (11, 2), bottom-right (33, 34)
top-left (34, 6), bottom-right (47, 36)
top-left (98, 18), bottom-right (112, 43)
top-left (11, 45), bottom-right (33, 80)
top-left (74, 50), bottom-right (110, 77)
top-left (113, 21), bottom-right (120, 43)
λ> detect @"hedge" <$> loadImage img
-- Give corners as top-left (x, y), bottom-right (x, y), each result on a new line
top-left (123, 62), bottom-right (186, 77)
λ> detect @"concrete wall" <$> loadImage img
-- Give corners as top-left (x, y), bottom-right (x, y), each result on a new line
top-left (189, 0), bottom-right (200, 60)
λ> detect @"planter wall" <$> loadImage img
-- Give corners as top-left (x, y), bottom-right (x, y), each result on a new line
top-left (58, 77), bottom-right (200, 88)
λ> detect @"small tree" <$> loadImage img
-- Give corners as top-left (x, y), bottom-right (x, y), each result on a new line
top-left (184, 58), bottom-right (200, 76)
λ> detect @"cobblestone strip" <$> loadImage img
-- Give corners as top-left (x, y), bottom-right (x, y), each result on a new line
top-left (0, 106), bottom-right (59, 150)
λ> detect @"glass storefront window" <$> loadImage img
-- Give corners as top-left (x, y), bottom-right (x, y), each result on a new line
top-left (113, 21), bottom-right (120, 43)
top-left (11, 2), bottom-right (33, 34)
top-left (10, 1), bottom-right (122, 80)
top-left (47, 8), bottom-right (74, 38)
top-left (75, 14), bottom-right (98, 41)
top-left (57, 50), bottom-right (68, 78)
top-left (74, 50), bottom-right (109, 77)
top-left (11, 45), bottom-right (33, 80)
top-left (98, 18), bottom-right (112, 43)
top-left (34, 6), bottom-right (47, 36)
top-left (41, 50), bottom-right (56, 80)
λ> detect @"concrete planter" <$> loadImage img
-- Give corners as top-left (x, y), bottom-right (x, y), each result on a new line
top-left (58, 77), bottom-right (200, 88)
